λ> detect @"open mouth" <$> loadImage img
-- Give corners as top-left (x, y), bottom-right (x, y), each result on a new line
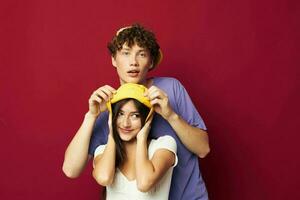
top-left (127, 70), bottom-right (139, 77)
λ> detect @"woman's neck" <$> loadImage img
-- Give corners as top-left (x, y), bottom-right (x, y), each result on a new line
top-left (124, 139), bottom-right (137, 156)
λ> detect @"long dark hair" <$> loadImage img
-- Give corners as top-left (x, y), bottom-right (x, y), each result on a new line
top-left (111, 98), bottom-right (150, 168)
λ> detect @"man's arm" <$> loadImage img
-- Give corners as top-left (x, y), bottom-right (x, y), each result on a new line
top-left (146, 86), bottom-right (210, 158)
top-left (62, 85), bottom-right (116, 178)
top-left (62, 112), bottom-right (96, 178)
top-left (165, 112), bottom-right (209, 158)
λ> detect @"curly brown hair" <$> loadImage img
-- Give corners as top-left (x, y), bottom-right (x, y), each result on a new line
top-left (107, 23), bottom-right (161, 70)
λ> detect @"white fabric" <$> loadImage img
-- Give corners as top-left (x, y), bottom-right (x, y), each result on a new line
top-left (94, 135), bottom-right (177, 200)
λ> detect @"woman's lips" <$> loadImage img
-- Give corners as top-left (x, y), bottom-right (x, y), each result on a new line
top-left (119, 127), bottom-right (134, 134)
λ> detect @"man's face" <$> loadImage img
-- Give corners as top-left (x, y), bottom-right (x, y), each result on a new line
top-left (112, 43), bottom-right (152, 85)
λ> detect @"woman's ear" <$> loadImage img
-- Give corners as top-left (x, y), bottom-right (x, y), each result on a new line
top-left (111, 56), bottom-right (117, 68)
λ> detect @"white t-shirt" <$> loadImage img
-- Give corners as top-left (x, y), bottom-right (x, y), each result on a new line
top-left (94, 135), bottom-right (178, 200)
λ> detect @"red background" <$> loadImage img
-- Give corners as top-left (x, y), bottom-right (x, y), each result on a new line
top-left (1, 0), bottom-right (299, 199)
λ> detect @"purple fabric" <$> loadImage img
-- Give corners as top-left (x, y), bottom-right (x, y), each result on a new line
top-left (89, 77), bottom-right (208, 200)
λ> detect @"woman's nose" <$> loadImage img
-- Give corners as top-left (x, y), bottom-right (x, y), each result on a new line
top-left (122, 116), bottom-right (131, 127)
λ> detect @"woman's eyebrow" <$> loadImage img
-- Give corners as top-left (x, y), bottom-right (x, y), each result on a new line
top-left (119, 109), bottom-right (139, 113)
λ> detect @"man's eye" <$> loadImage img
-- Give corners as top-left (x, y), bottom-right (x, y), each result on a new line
top-left (118, 112), bottom-right (124, 116)
top-left (139, 53), bottom-right (147, 57)
top-left (122, 51), bottom-right (130, 55)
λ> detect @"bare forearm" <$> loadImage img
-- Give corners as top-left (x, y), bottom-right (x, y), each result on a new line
top-left (167, 112), bottom-right (210, 158)
top-left (135, 139), bottom-right (156, 192)
top-left (62, 112), bottom-right (97, 178)
top-left (93, 135), bottom-right (116, 186)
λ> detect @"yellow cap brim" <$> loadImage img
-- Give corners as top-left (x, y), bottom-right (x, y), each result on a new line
top-left (106, 83), bottom-right (154, 122)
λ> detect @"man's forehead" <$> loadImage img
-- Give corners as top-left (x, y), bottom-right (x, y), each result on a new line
top-left (121, 43), bottom-right (147, 51)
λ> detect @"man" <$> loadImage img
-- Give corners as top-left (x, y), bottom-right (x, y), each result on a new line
top-left (63, 24), bottom-right (210, 199)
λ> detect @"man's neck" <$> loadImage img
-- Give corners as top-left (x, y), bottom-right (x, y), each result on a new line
top-left (119, 77), bottom-right (153, 88)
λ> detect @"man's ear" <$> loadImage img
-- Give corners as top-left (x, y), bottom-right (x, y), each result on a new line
top-left (148, 61), bottom-right (154, 70)
top-left (111, 56), bottom-right (117, 68)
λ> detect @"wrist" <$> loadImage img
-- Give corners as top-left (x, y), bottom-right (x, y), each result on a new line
top-left (137, 135), bottom-right (148, 143)
top-left (85, 112), bottom-right (98, 120)
top-left (166, 111), bottom-right (179, 122)
top-left (107, 134), bottom-right (115, 144)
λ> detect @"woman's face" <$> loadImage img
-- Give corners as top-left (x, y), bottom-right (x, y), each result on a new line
top-left (116, 100), bottom-right (142, 141)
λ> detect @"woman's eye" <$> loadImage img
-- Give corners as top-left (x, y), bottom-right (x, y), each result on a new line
top-left (131, 114), bottom-right (140, 118)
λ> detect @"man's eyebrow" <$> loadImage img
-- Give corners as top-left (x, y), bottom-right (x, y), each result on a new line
top-left (138, 49), bottom-right (147, 52)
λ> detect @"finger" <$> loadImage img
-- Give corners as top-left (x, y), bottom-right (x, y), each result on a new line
top-left (108, 112), bottom-right (113, 132)
top-left (89, 95), bottom-right (102, 104)
top-left (150, 98), bottom-right (162, 106)
top-left (102, 85), bottom-right (117, 96)
top-left (101, 87), bottom-right (115, 99)
top-left (147, 86), bottom-right (158, 93)
top-left (148, 91), bottom-right (163, 100)
top-left (103, 85), bottom-right (117, 93)
top-left (94, 90), bottom-right (109, 101)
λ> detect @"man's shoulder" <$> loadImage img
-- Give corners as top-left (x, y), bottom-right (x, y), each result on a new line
top-left (153, 76), bottom-right (181, 85)
top-left (153, 77), bottom-right (184, 92)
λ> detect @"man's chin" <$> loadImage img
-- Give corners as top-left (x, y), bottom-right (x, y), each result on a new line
top-left (121, 77), bottom-right (142, 84)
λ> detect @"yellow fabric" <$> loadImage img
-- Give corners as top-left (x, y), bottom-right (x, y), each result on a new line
top-left (107, 83), bottom-right (154, 121)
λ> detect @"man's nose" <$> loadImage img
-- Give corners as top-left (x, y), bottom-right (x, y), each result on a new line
top-left (130, 55), bottom-right (138, 66)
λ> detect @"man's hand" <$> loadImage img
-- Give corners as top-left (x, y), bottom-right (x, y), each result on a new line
top-left (145, 86), bottom-right (174, 120)
top-left (88, 85), bottom-right (116, 117)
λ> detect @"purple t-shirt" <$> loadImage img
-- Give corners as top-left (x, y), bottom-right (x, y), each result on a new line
top-left (89, 77), bottom-right (208, 200)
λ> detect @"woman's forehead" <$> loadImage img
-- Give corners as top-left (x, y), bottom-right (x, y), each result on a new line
top-left (120, 100), bottom-right (138, 112)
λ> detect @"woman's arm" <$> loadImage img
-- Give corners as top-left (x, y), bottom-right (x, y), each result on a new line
top-left (92, 134), bottom-right (116, 186)
top-left (136, 121), bottom-right (176, 192)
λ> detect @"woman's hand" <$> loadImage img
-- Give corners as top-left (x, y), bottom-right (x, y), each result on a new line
top-left (108, 111), bottom-right (113, 137)
top-left (88, 85), bottom-right (116, 117)
top-left (137, 115), bottom-right (153, 141)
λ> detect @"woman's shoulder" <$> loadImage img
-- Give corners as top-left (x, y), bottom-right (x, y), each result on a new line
top-left (149, 135), bottom-right (177, 152)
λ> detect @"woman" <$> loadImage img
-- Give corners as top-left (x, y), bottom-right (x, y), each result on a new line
top-left (92, 83), bottom-right (177, 199)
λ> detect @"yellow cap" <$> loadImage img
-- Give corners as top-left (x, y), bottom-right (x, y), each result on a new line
top-left (107, 83), bottom-right (154, 121)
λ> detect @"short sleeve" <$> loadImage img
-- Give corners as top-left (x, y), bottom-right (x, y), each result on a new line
top-left (94, 144), bottom-right (106, 157)
top-left (93, 144), bottom-right (106, 168)
top-left (173, 79), bottom-right (207, 131)
top-left (150, 135), bottom-right (178, 167)
top-left (88, 112), bottom-right (109, 156)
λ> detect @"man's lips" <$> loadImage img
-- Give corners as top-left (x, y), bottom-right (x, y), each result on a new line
top-left (127, 70), bottom-right (139, 77)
